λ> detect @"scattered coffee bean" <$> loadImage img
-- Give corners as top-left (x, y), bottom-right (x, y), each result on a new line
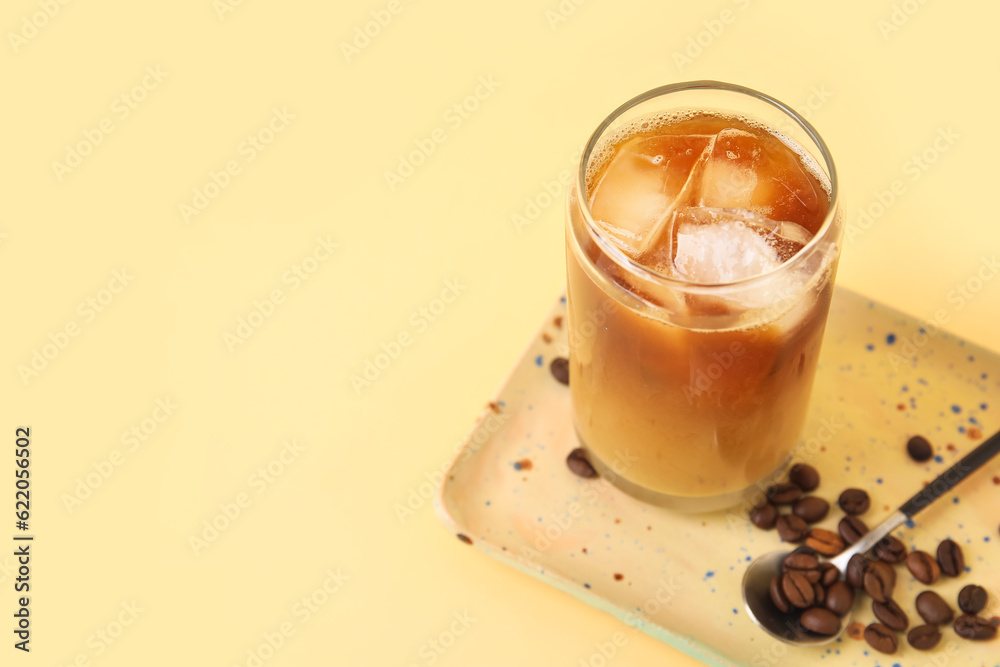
top-left (915, 590), bottom-right (954, 625)
top-left (825, 581), bottom-right (855, 617)
top-left (907, 435), bottom-right (933, 462)
top-left (782, 552), bottom-right (821, 582)
top-left (864, 561), bottom-right (896, 603)
top-left (819, 563), bottom-right (840, 587)
top-left (813, 581), bottom-right (827, 605)
top-left (806, 528), bottom-right (844, 557)
top-left (749, 502), bottom-right (778, 530)
top-left (565, 448), bottom-right (597, 478)
top-left (767, 482), bottom-right (802, 505)
top-left (769, 574), bottom-right (791, 613)
top-left (838, 515), bottom-right (868, 546)
top-left (953, 614), bottom-right (998, 640)
top-left (905, 550), bottom-right (940, 585)
top-left (801, 607), bottom-right (841, 636)
top-left (789, 463), bottom-right (820, 492)
top-left (549, 357), bottom-right (570, 385)
top-left (864, 622), bottom-right (898, 654)
top-left (958, 585), bottom-right (988, 614)
top-left (782, 571), bottom-right (816, 609)
top-left (793, 496), bottom-right (830, 523)
top-left (937, 539), bottom-right (965, 577)
top-left (788, 545), bottom-right (818, 558)
top-left (838, 488), bottom-right (870, 515)
top-left (776, 514), bottom-right (809, 543)
top-left (846, 554), bottom-right (868, 589)
top-left (873, 598), bottom-right (909, 632)
top-left (907, 624), bottom-right (942, 650)
top-left (874, 535), bottom-right (907, 564)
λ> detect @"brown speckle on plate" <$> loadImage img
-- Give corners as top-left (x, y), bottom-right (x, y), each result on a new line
top-left (553, 316), bottom-right (563, 329)
top-left (487, 401), bottom-right (501, 414)
top-left (542, 333), bottom-right (553, 343)
top-left (897, 403), bottom-right (906, 410)
top-left (457, 534), bottom-right (473, 545)
top-left (847, 622), bottom-right (865, 640)
top-left (968, 427), bottom-right (983, 439)
top-left (613, 573), bottom-right (624, 581)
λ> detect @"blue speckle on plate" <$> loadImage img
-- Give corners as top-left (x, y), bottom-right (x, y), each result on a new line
top-left (905, 519), bottom-right (915, 529)
top-left (583, 582), bottom-right (591, 588)
top-left (934, 455), bottom-right (944, 463)
top-left (732, 608), bottom-right (738, 614)
top-left (952, 404), bottom-right (962, 413)
top-left (866, 344), bottom-right (875, 351)
top-left (704, 571), bottom-right (715, 580)
top-left (560, 295), bottom-right (567, 304)
top-left (534, 355), bottom-right (543, 367)
top-left (981, 403), bottom-right (988, 410)
top-left (886, 333), bottom-right (896, 344)
top-left (953, 497), bottom-right (960, 504)
top-left (876, 478), bottom-right (883, 484)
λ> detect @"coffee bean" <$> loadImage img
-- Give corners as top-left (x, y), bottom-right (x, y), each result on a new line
top-left (782, 552), bottom-right (821, 583)
top-left (873, 598), bottom-right (909, 632)
top-left (805, 528), bottom-right (844, 557)
top-left (905, 550), bottom-right (940, 585)
top-left (819, 563), bottom-right (840, 587)
top-left (864, 561), bottom-right (896, 603)
top-left (825, 581), bottom-right (855, 617)
top-left (937, 538), bottom-right (965, 577)
top-left (864, 622), bottom-right (898, 654)
top-left (846, 554), bottom-right (868, 589)
top-left (801, 607), bottom-right (841, 636)
top-left (767, 482), bottom-right (802, 505)
top-left (788, 463), bottom-right (820, 492)
top-left (749, 502), bottom-right (778, 530)
top-left (838, 488), bottom-right (870, 515)
top-left (958, 585), bottom-right (988, 614)
top-left (565, 448), bottom-right (597, 478)
top-left (915, 590), bottom-right (954, 625)
top-left (781, 571), bottom-right (816, 608)
top-left (550, 357), bottom-right (570, 385)
top-left (838, 515), bottom-right (869, 546)
top-left (788, 545), bottom-right (818, 558)
top-left (793, 496), bottom-right (830, 523)
top-left (907, 624), bottom-right (942, 650)
top-left (812, 581), bottom-right (826, 606)
top-left (953, 614), bottom-right (998, 640)
top-left (907, 435), bottom-right (933, 462)
top-left (769, 574), bottom-right (790, 613)
top-left (776, 515), bottom-right (809, 543)
top-left (874, 535), bottom-right (907, 564)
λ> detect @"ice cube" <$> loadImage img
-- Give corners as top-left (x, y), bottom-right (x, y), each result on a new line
top-left (665, 208), bottom-right (813, 284)
top-left (698, 129), bottom-right (762, 209)
top-left (589, 133), bottom-right (715, 256)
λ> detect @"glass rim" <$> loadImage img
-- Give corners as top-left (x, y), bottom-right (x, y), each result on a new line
top-left (575, 80), bottom-right (840, 290)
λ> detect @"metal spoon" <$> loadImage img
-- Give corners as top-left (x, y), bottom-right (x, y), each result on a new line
top-left (742, 428), bottom-right (1000, 645)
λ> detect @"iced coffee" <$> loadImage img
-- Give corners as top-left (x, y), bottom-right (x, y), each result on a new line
top-left (566, 82), bottom-right (843, 511)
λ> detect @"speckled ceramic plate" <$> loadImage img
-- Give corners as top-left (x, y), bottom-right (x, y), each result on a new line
top-left (435, 286), bottom-right (999, 667)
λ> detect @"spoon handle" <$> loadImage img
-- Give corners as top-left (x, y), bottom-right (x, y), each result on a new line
top-left (898, 429), bottom-right (1000, 517)
top-left (829, 429), bottom-right (1000, 571)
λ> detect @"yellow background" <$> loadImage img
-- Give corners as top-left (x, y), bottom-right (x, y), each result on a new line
top-left (3, 0), bottom-right (998, 665)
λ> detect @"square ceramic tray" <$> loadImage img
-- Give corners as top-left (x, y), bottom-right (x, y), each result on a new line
top-left (435, 286), bottom-right (999, 667)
